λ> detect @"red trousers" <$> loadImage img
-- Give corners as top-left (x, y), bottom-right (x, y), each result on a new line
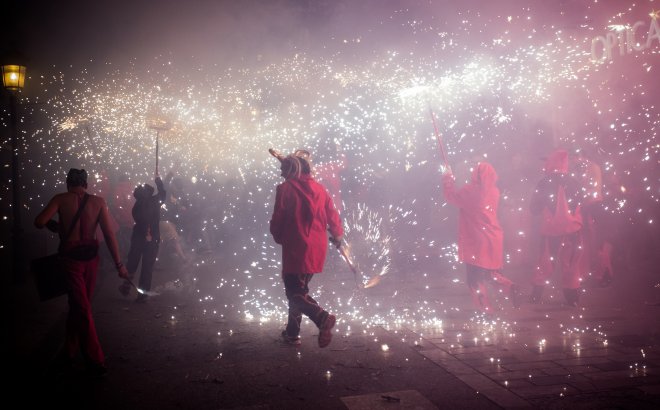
top-left (61, 255), bottom-right (104, 365)
top-left (533, 233), bottom-right (583, 289)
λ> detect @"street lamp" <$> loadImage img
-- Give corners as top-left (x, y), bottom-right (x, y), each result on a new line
top-left (2, 63), bottom-right (27, 281)
top-left (1, 65), bottom-right (26, 90)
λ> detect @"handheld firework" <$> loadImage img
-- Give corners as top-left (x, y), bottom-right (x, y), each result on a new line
top-left (126, 278), bottom-right (159, 296)
top-left (335, 241), bottom-right (381, 289)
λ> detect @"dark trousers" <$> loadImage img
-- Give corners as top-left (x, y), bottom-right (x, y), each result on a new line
top-left (283, 273), bottom-right (328, 337)
top-left (127, 236), bottom-right (159, 291)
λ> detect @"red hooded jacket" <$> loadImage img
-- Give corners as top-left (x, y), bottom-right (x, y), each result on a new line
top-left (442, 162), bottom-right (503, 270)
top-left (270, 174), bottom-right (344, 275)
top-left (530, 149), bottom-right (582, 236)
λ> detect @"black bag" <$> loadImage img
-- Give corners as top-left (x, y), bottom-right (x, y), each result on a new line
top-left (31, 254), bottom-right (68, 301)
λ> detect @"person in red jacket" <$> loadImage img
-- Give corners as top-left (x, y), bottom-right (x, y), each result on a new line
top-left (530, 149), bottom-right (584, 306)
top-left (270, 149), bottom-right (344, 348)
top-left (442, 161), bottom-right (520, 313)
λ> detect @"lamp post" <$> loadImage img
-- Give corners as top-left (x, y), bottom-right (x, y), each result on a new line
top-left (2, 64), bottom-right (27, 281)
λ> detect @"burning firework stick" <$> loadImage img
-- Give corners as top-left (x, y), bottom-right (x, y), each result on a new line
top-left (125, 277), bottom-right (158, 296)
top-left (337, 244), bottom-right (381, 289)
top-left (337, 244), bottom-right (361, 288)
top-left (429, 107), bottom-right (449, 167)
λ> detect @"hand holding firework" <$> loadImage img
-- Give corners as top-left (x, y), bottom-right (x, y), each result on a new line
top-left (329, 235), bottom-right (342, 249)
top-left (125, 277), bottom-right (159, 297)
top-left (439, 163), bottom-right (453, 176)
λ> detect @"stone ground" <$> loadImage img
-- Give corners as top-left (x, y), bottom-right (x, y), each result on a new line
top-left (7, 248), bottom-right (660, 409)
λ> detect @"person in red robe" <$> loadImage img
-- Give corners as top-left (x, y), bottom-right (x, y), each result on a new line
top-left (442, 161), bottom-right (520, 313)
top-left (530, 149), bottom-right (584, 306)
top-left (270, 150), bottom-right (344, 348)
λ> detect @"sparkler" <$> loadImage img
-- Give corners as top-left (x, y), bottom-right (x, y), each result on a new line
top-left (147, 116), bottom-right (172, 175)
top-left (337, 243), bottom-right (360, 288)
top-left (125, 278), bottom-right (159, 297)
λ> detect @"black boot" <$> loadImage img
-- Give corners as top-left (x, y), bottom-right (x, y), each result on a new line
top-left (529, 285), bottom-right (544, 304)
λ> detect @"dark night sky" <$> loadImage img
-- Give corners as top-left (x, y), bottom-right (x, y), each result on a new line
top-left (2, 0), bottom-right (398, 70)
top-left (1, 0), bottom-right (607, 70)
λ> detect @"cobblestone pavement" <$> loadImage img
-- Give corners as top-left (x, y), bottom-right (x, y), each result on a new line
top-left (8, 251), bottom-right (660, 409)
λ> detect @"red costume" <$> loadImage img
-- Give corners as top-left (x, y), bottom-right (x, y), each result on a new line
top-left (443, 162), bottom-right (517, 312)
top-left (270, 174), bottom-right (343, 274)
top-left (443, 162), bottom-right (503, 270)
top-left (530, 149), bottom-right (584, 306)
top-left (270, 165), bottom-right (343, 346)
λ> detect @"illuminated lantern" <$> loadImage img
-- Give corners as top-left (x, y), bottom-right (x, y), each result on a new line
top-left (1, 64), bottom-right (26, 91)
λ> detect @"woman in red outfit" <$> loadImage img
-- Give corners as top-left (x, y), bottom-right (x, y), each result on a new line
top-left (270, 150), bottom-right (344, 348)
top-left (442, 161), bottom-right (520, 312)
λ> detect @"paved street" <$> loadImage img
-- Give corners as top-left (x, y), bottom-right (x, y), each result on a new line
top-left (8, 250), bottom-right (660, 409)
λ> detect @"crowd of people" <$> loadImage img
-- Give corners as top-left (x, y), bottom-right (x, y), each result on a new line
top-left (34, 138), bottom-right (645, 378)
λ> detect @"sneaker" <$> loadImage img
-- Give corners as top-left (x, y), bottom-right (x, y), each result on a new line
top-left (118, 282), bottom-right (131, 297)
top-left (318, 314), bottom-right (336, 348)
top-left (281, 330), bottom-right (301, 346)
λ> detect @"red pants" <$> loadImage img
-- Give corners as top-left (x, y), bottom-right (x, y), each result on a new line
top-left (533, 233), bottom-right (583, 289)
top-left (61, 255), bottom-right (104, 366)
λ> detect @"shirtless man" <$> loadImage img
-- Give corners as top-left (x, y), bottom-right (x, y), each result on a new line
top-left (35, 168), bottom-right (129, 377)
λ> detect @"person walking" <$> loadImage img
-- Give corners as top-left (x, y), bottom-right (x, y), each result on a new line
top-left (530, 149), bottom-right (584, 306)
top-left (442, 161), bottom-right (520, 313)
top-left (118, 173), bottom-right (166, 302)
top-left (34, 168), bottom-right (129, 377)
top-left (270, 149), bottom-right (344, 348)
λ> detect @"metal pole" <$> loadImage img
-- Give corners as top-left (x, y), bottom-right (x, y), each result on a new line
top-left (155, 130), bottom-right (159, 175)
top-left (10, 92), bottom-right (23, 282)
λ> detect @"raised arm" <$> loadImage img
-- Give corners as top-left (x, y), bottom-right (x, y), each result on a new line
top-left (442, 173), bottom-right (474, 208)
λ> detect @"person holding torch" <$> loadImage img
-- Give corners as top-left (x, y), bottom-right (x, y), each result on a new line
top-left (269, 149), bottom-right (343, 348)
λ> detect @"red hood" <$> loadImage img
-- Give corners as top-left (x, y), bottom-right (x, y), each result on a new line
top-left (286, 174), bottom-right (322, 235)
top-left (471, 162), bottom-right (498, 187)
